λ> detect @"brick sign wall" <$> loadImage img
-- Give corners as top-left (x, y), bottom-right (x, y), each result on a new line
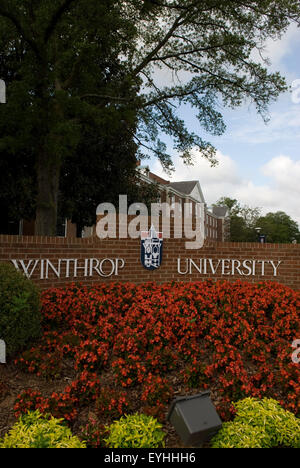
top-left (0, 234), bottom-right (299, 290)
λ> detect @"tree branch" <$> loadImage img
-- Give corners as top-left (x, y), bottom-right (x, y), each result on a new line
top-left (132, 12), bottom-right (187, 77)
top-left (152, 42), bottom-right (241, 62)
top-left (80, 94), bottom-right (130, 102)
top-left (143, 89), bottom-right (197, 108)
top-left (44, 0), bottom-right (78, 43)
top-left (0, 5), bottom-right (42, 60)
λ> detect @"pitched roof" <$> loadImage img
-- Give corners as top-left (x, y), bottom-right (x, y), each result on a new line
top-left (212, 206), bottom-right (230, 218)
top-left (168, 181), bottom-right (199, 195)
top-left (148, 172), bottom-right (170, 185)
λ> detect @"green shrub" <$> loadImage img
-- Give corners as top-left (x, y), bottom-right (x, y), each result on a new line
top-left (0, 263), bottom-right (41, 355)
top-left (105, 413), bottom-right (166, 448)
top-left (0, 410), bottom-right (86, 448)
top-left (234, 398), bottom-right (300, 448)
top-left (211, 398), bottom-right (300, 448)
top-left (210, 421), bottom-right (271, 448)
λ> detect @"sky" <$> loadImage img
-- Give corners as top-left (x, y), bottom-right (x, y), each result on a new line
top-left (149, 23), bottom-right (300, 227)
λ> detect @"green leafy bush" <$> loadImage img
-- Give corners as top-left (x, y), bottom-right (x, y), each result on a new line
top-left (0, 263), bottom-right (41, 355)
top-left (211, 398), bottom-right (300, 448)
top-left (211, 421), bottom-right (271, 448)
top-left (0, 410), bottom-right (86, 448)
top-left (105, 413), bottom-right (166, 448)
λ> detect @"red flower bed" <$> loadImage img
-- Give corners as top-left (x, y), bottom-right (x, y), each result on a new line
top-left (14, 280), bottom-right (300, 425)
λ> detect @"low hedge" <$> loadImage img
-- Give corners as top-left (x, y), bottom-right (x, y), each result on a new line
top-left (211, 398), bottom-right (300, 448)
top-left (105, 413), bottom-right (166, 448)
top-left (0, 410), bottom-right (86, 448)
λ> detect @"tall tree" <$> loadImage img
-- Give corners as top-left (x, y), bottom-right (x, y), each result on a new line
top-left (0, 147), bottom-right (35, 234)
top-left (0, 0), bottom-right (139, 235)
top-left (214, 197), bottom-right (261, 242)
top-left (0, 0), bottom-right (299, 235)
top-left (256, 211), bottom-right (300, 243)
top-left (59, 118), bottom-right (160, 234)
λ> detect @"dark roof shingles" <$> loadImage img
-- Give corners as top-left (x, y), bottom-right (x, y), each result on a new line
top-left (168, 181), bottom-right (198, 195)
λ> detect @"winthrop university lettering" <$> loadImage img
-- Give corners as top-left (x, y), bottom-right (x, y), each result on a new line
top-left (178, 258), bottom-right (282, 277)
top-left (11, 258), bottom-right (125, 279)
top-left (11, 257), bottom-right (283, 280)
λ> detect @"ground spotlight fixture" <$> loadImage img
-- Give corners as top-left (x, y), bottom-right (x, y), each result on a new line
top-left (167, 391), bottom-right (222, 447)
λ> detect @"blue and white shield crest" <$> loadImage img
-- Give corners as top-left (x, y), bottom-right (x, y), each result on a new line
top-left (141, 225), bottom-right (163, 270)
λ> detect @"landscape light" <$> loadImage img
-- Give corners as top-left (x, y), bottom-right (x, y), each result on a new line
top-left (0, 339), bottom-right (6, 364)
top-left (167, 391), bottom-right (222, 447)
top-left (255, 227), bottom-right (266, 243)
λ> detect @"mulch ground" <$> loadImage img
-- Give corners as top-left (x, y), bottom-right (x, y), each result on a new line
top-left (1, 359), bottom-right (217, 448)
top-left (0, 361), bottom-right (70, 439)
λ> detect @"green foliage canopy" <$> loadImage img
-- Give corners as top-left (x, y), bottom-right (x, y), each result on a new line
top-left (256, 211), bottom-right (300, 243)
top-left (215, 197), bottom-right (300, 243)
top-left (0, 0), bottom-right (299, 234)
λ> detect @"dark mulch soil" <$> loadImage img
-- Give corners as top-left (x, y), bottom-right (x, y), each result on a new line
top-left (0, 361), bottom-right (71, 439)
top-left (1, 360), bottom-right (218, 448)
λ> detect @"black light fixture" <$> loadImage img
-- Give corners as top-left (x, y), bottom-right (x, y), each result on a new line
top-left (259, 235), bottom-right (266, 244)
top-left (167, 391), bottom-right (222, 447)
top-left (255, 227), bottom-right (266, 244)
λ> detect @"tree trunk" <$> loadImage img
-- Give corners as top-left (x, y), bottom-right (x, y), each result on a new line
top-left (35, 154), bottom-right (60, 236)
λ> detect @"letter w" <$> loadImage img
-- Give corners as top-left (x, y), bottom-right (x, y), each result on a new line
top-left (11, 260), bottom-right (40, 278)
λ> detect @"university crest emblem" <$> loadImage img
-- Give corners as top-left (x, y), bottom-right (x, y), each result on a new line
top-left (141, 225), bottom-right (163, 270)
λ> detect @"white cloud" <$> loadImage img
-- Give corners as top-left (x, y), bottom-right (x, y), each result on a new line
top-left (266, 23), bottom-right (300, 67)
top-left (252, 23), bottom-right (300, 73)
top-left (262, 155), bottom-right (300, 195)
top-left (151, 65), bottom-right (192, 89)
top-left (150, 150), bottom-right (300, 226)
top-left (228, 106), bottom-right (300, 144)
top-left (152, 150), bottom-right (240, 185)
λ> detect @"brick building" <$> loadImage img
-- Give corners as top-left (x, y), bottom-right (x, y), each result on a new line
top-left (136, 166), bottom-right (230, 243)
